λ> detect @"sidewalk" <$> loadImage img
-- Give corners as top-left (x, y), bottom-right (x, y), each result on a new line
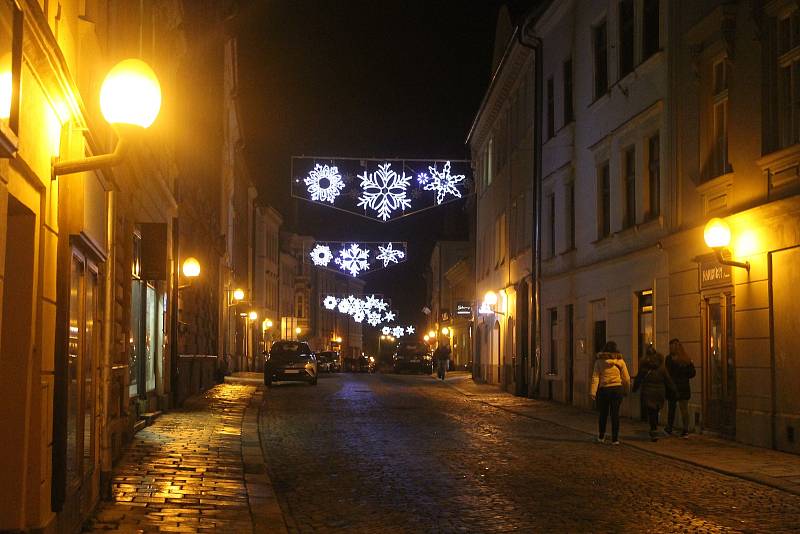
top-left (84, 384), bottom-right (286, 533)
top-left (440, 372), bottom-right (800, 496)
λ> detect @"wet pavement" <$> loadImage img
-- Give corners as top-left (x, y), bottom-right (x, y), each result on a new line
top-left (85, 384), bottom-right (269, 533)
top-left (260, 372), bottom-right (800, 533)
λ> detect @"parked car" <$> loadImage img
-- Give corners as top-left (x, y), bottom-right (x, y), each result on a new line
top-left (392, 342), bottom-right (433, 374)
top-left (315, 353), bottom-right (331, 373)
top-left (356, 355), bottom-right (376, 373)
top-left (263, 341), bottom-right (318, 386)
top-left (317, 351), bottom-right (341, 372)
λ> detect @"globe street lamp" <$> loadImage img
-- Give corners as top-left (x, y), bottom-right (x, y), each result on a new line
top-left (704, 218), bottom-right (750, 272)
top-left (53, 58), bottom-right (162, 176)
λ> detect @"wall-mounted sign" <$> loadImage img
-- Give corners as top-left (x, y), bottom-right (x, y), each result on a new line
top-left (455, 302), bottom-right (472, 317)
top-left (699, 259), bottom-right (732, 289)
top-left (440, 309), bottom-right (451, 322)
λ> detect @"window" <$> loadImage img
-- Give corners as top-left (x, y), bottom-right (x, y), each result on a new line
top-left (296, 293), bottom-right (305, 318)
top-left (598, 162), bottom-right (611, 238)
top-left (647, 133), bottom-right (660, 219)
top-left (593, 20), bottom-right (608, 99)
top-left (567, 182), bottom-right (576, 249)
top-left (637, 290), bottom-right (654, 366)
top-left (643, 0), bottom-right (660, 59)
top-left (777, 10), bottom-right (800, 150)
top-left (563, 58), bottom-right (574, 124)
top-left (623, 146), bottom-right (636, 228)
top-left (548, 193), bottom-right (556, 257)
top-left (549, 308), bottom-right (558, 374)
top-left (485, 138), bottom-right (494, 186)
top-left (546, 76), bottom-right (555, 139)
top-left (67, 251), bottom-right (99, 487)
top-left (494, 213), bottom-right (506, 266)
top-left (0, 0), bottom-right (22, 144)
top-left (711, 60), bottom-right (729, 177)
top-left (619, 0), bottom-right (634, 77)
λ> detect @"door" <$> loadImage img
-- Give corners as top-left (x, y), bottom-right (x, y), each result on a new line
top-left (704, 293), bottom-right (736, 436)
top-left (567, 305), bottom-right (574, 404)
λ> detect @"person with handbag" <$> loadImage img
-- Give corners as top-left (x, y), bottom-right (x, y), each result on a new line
top-left (633, 345), bottom-right (678, 442)
top-left (590, 341), bottom-right (631, 445)
top-left (665, 338), bottom-right (696, 437)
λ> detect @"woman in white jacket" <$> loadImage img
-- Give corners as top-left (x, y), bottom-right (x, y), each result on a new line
top-left (590, 341), bottom-right (631, 444)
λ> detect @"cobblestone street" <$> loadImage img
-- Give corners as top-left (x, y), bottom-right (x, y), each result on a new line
top-left (85, 385), bottom-right (264, 533)
top-left (261, 373), bottom-right (800, 533)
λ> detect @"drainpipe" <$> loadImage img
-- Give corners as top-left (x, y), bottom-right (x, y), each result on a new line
top-left (517, 24), bottom-right (543, 399)
top-left (100, 189), bottom-right (116, 500)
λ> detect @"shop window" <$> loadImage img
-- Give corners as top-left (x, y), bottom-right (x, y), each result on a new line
top-left (66, 250), bottom-right (99, 488)
top-left (0, 0), bottom-right (21, 155)
top-left (637, 289), bottom-right (654, 366)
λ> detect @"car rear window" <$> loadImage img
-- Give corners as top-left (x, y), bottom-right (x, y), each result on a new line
top-left (271, 341), bottom-right (310, 356)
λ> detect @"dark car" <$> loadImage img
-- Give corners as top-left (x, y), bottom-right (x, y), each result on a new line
top-left (317, 351), bottom-right (341, 373)
top-left (264, 341), bottom-right (318, 386)
top-left (356, 355), bottom-right (376, 373)
top-left (392, 342), bottom-right (433, 374)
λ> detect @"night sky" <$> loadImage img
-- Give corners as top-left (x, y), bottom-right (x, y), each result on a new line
top-left (234, 0), bottom-right (503, 337)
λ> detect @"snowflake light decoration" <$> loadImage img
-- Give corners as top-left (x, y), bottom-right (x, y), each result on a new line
top-left (417, 160), bottom-right (465, 205)
top-left (406, 326), bottom-right (415, 335)
top-left (310, 244), bottom-right (334, 266)
top-left (337, 299), bottom-right (352, 314)
top-left (304, 164), bottom-right (345, 204)
top-left (384, 311), bottom-right (396, 323)
top-left (367, 312), bottom-right (383, 327)
top-left (382, 326), bottom-right (391, 336)
top-left (357, 162), bottom-right (412, 221)
top-left (335, 243), bottom-right (371, 277)
top-left (353, 311), bottom-right (365, 323)
top-left (323, 296), bottom-right (338, 310)
top-left (392, 326), bottom-right (405, 338)
top-left (376, 242), bottom-right (406, 267)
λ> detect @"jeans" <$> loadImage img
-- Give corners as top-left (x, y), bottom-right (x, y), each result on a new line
top-left (437, 359), bottom-right (449, 380)
top-left (667, 398), bottom-right (689, 433)
top-left (597, 386), bottom-right (623, 441)
top-left (647, 407), bottom-right (660, 435)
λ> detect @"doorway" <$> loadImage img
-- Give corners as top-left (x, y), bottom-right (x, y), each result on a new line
top-left (703, 292), bottom-right (736, 437)
top-left (567, 304), bottom-right (574, 404)
top-left (0, 195), bottom-right (36, 527)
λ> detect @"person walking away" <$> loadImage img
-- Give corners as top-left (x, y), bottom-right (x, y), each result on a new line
top-left (665, 338), bottom-right (696, 437)
top-left (434, 341), bottom-right (451, 380)
top-left (633, 346), bottom-right (677, 441)
top-left (590, 341), bottom-right (630, 445)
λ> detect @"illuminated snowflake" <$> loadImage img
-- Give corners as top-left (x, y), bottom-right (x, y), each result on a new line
top-left (367, 312), bottom-right (383, 327)
top-left (364, 294), bottom-right (382, 310)
top-left (310, 244), bottom-right (334, 266)
top-left (323, 295), bottom-right (338, 310)
top-left (406, 326), bottom-right (415, 335)
top-left (347, 296), bottom-right (367, 316)
top-left (392, 326), bottom-right (405, 338)
top-left (417, 160), bottom-right (465, 205)
top-left (384, 310), bottom-right (396, 323)
top-left (353, 311), bottom-right (365, 323)
top-left (337, 298), bottom-right (352, 314)
top-left (357, 162), bottom-right (412, 221)
top-left (382, 326), bottom-right (391, 336)
top-left (304, 164), bottom-right (345, 204)
top-left (373, 298), bottom-right (389, 312)
top-left (335, 243), bottom-right (371, 277)
top-left (376, 242), bottom-right (406, 267)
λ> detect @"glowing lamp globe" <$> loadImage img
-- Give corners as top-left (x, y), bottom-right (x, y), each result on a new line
top-left (704, 218), bottom-right (731, 249)
top-left (182, 257), bottom-right (200, 278)
top-left (441, 327), bottom-right (450, 336)
top-left (233, 288), bottom-right (245, 301)
top-left (266, 319), bottom-right (274, 328)
top-left (427, 330), bottom-right (436, 338)
top-left (295, 327), bottom-right (302, 335)
top-left (248, 311), bottom-right (258, 321)
top-left (99, 59), bottom-right (162, 128)
top-left (484, 290), bottom-right (498, 306)
top-left (424, 335), bottom-right (430, 342)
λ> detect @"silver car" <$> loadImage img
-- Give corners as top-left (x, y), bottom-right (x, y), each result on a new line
top-left (264, 341), bottom-right (318, 386)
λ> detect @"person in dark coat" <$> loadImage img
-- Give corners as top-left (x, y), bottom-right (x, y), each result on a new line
top-left (633, 345), bottom-right (677, 441)
top-left (665, 338), bottom-right (696, 437)
top-left (434, 341), bottom-right (451, 380)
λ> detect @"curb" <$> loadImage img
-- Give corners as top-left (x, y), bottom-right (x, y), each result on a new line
top-left (443, 381), bottom-right (800, 498)
top-left (241, 387), bottom-right (289, 533)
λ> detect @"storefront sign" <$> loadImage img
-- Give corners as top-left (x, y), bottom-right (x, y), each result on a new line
top-left (455, 302), bottom-right (472, 317)
top-left (699, 260), bottom-right (732, 289)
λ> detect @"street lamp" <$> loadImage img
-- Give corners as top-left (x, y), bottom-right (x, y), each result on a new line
top-left (248, 311), bottom-right (258, 321)
top-left (265, 319), bottom-right (274, 329)
top-left (233, 288), bottom-right (245, 302)
top-left (424, 334), bottom-right (430, 342)
top-left (704, 218), bottom-right (750, 272)
top-left (427, 330), bottom-right (436, 339)
top-left (182, 257), bottom-right (200, 278)
top-left (53, 58), bottom-right (162, 176)
top-left (441, 327), bottom-right (450, 336)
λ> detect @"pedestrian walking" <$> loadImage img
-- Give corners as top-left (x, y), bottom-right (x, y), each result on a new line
top-left (633, 345), bottom-right (677, 442)
top-left (665, 338), bottom-right (696, 437)
top-left (590, 341), bottom-right (630, 445)
top-left (434, 341), bottom-right (451, 380)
